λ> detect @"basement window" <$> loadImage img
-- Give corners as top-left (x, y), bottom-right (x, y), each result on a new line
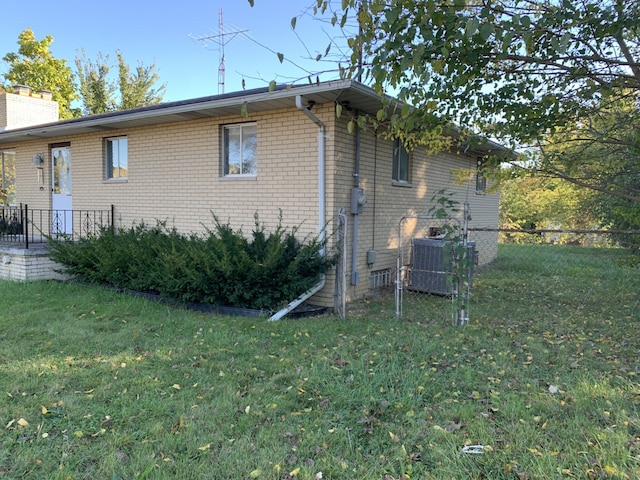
top-left (370, 268), bottom-right (392, 290)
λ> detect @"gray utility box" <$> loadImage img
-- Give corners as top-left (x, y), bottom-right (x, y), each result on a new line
top-left (407, 238), bottom-right (476, 295)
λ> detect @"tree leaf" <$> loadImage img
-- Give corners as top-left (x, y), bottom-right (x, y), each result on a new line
top-left (290, 17), bottom-right (297, 29)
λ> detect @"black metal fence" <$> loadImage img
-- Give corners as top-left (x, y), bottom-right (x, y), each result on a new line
top-left (0, 204), bottom-right (113, 248)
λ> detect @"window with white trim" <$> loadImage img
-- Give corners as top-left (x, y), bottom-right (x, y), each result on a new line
top-left (223, 123), bottom-right (257, 176)
top-left (105, 136), bottom-right (128, 180)
top-left (392, 138), bottom-right (410, 183)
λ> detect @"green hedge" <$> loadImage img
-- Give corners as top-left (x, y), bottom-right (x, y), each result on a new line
top-left (47, 215), bottom-right (335, 311)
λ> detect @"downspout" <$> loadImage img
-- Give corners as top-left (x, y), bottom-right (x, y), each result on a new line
top-left (268, 95), bottom-right (326, 321)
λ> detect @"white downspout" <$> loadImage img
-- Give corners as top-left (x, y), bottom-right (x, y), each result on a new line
top-left (268, 95), bottom-right (326, 321)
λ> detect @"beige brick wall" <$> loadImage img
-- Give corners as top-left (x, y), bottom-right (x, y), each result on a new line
top-left (326, 114), bottom-right (500, 303)
top-left (6, 98), bottom-right (499, 309)
top-left (0, 92), bottom-right (59, 131)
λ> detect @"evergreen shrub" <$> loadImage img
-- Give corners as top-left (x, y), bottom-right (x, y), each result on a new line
top-left (47, 214), bottom-right (335, 311)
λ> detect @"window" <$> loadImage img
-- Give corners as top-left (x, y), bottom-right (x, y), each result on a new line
top-left (476, 157), bottom-right (487, 194)
top-left (105, 136), bottom-right (128, 180)
top-left (392, 138), bottom-right (410, 183)
top-left (0, 150), bottom-right (16, 205)
top-left (223, 123), bottom-right (257, 176)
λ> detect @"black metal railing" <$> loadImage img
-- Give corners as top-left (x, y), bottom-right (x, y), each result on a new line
top-left (0, 204), bottom-right (114, 248)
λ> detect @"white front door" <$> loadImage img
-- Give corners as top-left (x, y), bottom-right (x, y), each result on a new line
top-left (51, 146), bottom-right (72, 235)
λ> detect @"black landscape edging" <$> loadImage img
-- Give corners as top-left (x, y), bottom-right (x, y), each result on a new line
top-left (124, 289), bottom-right (270, 317)
top-left (122, 289), bottom-right (330, 318)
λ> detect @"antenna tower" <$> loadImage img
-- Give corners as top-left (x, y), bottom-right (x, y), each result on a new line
top-left (192, 8), bottom-right (247, 94)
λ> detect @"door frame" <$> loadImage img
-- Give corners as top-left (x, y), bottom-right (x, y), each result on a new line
top-left (51, 143), bottom-right (72, 235)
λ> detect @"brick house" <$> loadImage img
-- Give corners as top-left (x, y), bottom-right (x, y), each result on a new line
top-left (0, 80), bottom-right (504, 311)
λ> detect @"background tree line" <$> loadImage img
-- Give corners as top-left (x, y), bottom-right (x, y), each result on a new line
top-left (1, 28), bottom-right (165, 119)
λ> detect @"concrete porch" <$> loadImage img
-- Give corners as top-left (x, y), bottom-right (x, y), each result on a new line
top-left (0, 242), bottom-right (67, 281)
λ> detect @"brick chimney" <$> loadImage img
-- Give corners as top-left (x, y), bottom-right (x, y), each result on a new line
top-left (0, 85), bottom-right (59, 131)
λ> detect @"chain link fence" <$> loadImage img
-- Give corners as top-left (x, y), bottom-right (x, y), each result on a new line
top-left (396, 214), bottom-right (474, 325)
top-left (395, 224), bottom-right (640, 323)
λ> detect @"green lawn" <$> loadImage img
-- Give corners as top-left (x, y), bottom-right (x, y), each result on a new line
top-left (1, 244), bottom-right (639, 479)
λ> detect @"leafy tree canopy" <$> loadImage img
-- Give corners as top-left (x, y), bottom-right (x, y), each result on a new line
top-left (2, 28), bottom-right (78, 119)
top-left (2, 29), bottom-right (166, 118)
top-left (276, 0), bottom-right (640, 214)
top-left (300, 0), bottom-right (639, 143)
top-left (75, 50), bottom-right (166, 115)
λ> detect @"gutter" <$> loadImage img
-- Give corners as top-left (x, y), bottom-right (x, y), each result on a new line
top-left (268, 95), bottom-right (327, 321)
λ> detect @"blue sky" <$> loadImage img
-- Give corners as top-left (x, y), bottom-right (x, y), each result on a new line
top-left (1, 0), bottom-right (350, 102)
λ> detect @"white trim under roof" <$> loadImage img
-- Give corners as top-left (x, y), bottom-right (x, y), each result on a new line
top-left (0, 80), bottom-right (386, 143)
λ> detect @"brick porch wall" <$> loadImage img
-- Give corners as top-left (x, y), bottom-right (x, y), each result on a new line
top-left (0, 246), bottom-right (68, 281)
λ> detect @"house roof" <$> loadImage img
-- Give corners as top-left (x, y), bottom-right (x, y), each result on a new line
top-left (0, 79), bottom-right (508, 155)
top-left (0, 80), bottom-right (384, 143)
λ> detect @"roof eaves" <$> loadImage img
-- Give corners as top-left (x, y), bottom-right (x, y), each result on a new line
top-left (0, 80), bottom-right (362, 142)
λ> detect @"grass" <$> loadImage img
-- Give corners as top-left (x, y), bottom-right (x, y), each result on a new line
top-left (1, 244), bottom-right (639, 479)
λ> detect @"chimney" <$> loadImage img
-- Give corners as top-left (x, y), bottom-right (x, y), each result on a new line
top-left (13, 85), bottom-right (31, 96)
top-left (0, 86), bottom-right (59, 131)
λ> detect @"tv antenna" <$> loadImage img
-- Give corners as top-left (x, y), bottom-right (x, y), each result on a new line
top-left (191, 8), bottom-right (248, 94)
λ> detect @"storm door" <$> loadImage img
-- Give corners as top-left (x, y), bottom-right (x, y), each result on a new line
top-left (51, 145), bottom-right (73, 235)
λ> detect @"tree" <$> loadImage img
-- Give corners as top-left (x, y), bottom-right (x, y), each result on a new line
top-left (2, 28), bottom-right (78, 119)
top-left (75, 50), bottom-right (117, 115)
top-left (499, 174), bottom-right (595, 232)
top-left (75, 50), bottom-right (165, 114)
top-left (280, 0), bottom-right (640, 206)
top-left (116, 52), bottom-right (165, 110)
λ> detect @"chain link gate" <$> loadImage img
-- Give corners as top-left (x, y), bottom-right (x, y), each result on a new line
top-left (396, 206), bottom-right (474, 326)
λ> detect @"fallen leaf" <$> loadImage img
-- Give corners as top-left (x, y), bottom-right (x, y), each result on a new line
top-left (198, 444), bottom-right (211, 451)
top-left (17, 418), bottom-right (29, 427)
top-left (172, 384), bottom-right (181, 390)
top-left (249, 469), bottom-right (262, 478)
top-left (389, 431), bottom-right (400, 442)
top-left (548, 385), bottom-right (558, 395)
top-left (289, 467), bottom-right (301, 476)
top-left (41, 406), bottom-right (48, 415)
